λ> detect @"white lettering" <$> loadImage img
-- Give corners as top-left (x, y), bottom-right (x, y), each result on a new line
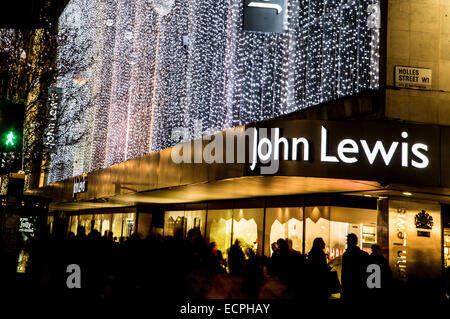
top-left (258, 137), bottom-right (272, 162)
top-left (292, 137), bottom-right (309, 161)
top-left (321, 126), bottom-right (339, 163)
top-left (273, 128), bottom-right (289, 161)
top-left (360, 140), bottom-right (399, 165)
top-left (337, 139), bottom-right (359, 164)
top-left (411, 143), bottom-right (429, 168)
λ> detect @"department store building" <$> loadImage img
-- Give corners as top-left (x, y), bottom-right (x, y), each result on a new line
top-left (27, 0), bottom-right (450, 298)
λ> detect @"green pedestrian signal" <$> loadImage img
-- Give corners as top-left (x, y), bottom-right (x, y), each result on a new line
top-left (5, 131), bottom-right (15, 146)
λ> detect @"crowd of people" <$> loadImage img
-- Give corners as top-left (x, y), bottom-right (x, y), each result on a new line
top-left (1, 225), bottom-right (394, 305)
top-left (264, 233), bottom-right (392, 301)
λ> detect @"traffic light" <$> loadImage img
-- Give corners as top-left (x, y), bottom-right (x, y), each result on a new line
top-left (5, 130), bottom-right (16, 146)
top-left (0, 101), bottom-right (24, 172)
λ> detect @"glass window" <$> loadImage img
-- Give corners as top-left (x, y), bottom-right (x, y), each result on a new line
top-left (206, 209), bottom-right (233, 259)
top-left (305, 207), bottom-right (330, 255)
top-left (164, 210), bottom-right (207, 238)
top-left (79, 214), bottom-right (93, 235)
top-left (100, 214), bottom-right (112, 236)
top-left (69, 215), bottom-right (78, 235)
top-left (265, 207), bottom-right (303, 256)
top-left (124, 213), bottom-right (136, 237)
top-left (111, 214), bottom-right (124, 239)
top-left (232, 208), bottom-right (264, 257)
top-left (164, 211), bottom-right (187, 237)
top-left (185, 210), bottom-right (206, 236)
top-left (111, 212), bottom-right (136, 240)
top-left (93, 214), bottom-right (102, 234)
top-left (330, 206), bottom-right (378, 255)
top-left (304, 206), bottom-right (377, 299)
top-left (305, 206), bottom-right (377, 259)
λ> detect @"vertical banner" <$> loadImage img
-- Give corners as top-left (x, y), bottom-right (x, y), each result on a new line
top-left (389, 200), bottom-right (441, 285)
top-left (43, 87), bottom-right (62, 152)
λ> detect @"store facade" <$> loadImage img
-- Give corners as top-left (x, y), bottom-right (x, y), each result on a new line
top-left (36, 117), bottom-right (450, 298)
top-left (24, 0), bottom-right (450, 300)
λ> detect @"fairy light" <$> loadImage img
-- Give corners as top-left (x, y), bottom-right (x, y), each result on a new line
top-left (48, 0), bottom-right (380, 183)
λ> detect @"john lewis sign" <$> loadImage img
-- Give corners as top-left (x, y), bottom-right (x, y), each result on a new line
top-left (249, 126), bottom-right (429, 172)
top-left (171, 120), bottom-right (441, 186)
top-left (246, 120), bottom-right (440, 185)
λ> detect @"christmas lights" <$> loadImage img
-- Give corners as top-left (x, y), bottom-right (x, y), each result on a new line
top-left (48, 0), bottom-right (380, 183)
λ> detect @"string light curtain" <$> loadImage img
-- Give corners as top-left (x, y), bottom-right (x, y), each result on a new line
top-left (48, 0), bottom-right (380, 183)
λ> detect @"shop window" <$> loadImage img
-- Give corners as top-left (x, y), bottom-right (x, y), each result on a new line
top-left (205, 208), bottom-right (264, 260)
top-left (305, 207), bottom-right (331, 256)
top-left (111, 213), bottom-right (136, 240)
top-left (100, 214), bottom-right (112, 236)
top-left (79, 214), bottom-right (93, 235)
top-left (68, 215), bottom-right (78, 235)
top-left (265, 207), bottom-right (303, 256)
top-left (164, 210), bottom-right (207, 238)
top-left (93, 214), bottom-right (102, 234)
top-left (185, 210), bottom-right (206, 235)
top-left (232, 208), bottom-right (264, 257)
top-left (330, 207), bottom-right (377, 255)
top-left (305, 206), bottom-right (377, 259)
top-left (164, 211), bottom-right (187, 237)
top-left (206, 210), bottom-right (233, 259)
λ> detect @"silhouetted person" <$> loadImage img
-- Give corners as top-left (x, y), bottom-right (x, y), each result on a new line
top-left (271, 242), bottom-right (278, 255)
top-left (184, 228), bottom-right (210, 271)
top-left (76, 226), bottom-right (86, 240)
top-left (341, 233), bottom-right (369, 301)
top-left (367, 244), bottom-right (392, 299)
top-left (228, 239), bottom-right (245, 275)
top-left (286, 238), bottom-right (301, 256)
top-left (210, 242), bottom-right (226, 272)
top-left (242, 244), bottom-right (263, 298)
top-left (307, 237), bottom-right (330, 301)
top-left (269, 239), bottom-right (291, 281)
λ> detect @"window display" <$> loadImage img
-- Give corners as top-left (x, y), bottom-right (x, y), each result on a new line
top-left (233, 208), bottom-right (264, 257)
top-left (164, 210), bottom-right (207, 238)
top-left (305, 206), bottom-right (377, 260)
top-left (305, 207), bottom-right (331, 256)
top-left (204, 208), bottom-right (264, 261)
top-left (112, 212), bottom-right (136, 239)
top-left (68, 215), bottom-right (78, 234)
top-left (79, 214), bottom-right (93, 234)
top-left (68, 212), bottom-right (136, 241)
top-left (265, 207), bottom-right (303, 256)
top-left (206, 210), bottom-right (233, 259)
